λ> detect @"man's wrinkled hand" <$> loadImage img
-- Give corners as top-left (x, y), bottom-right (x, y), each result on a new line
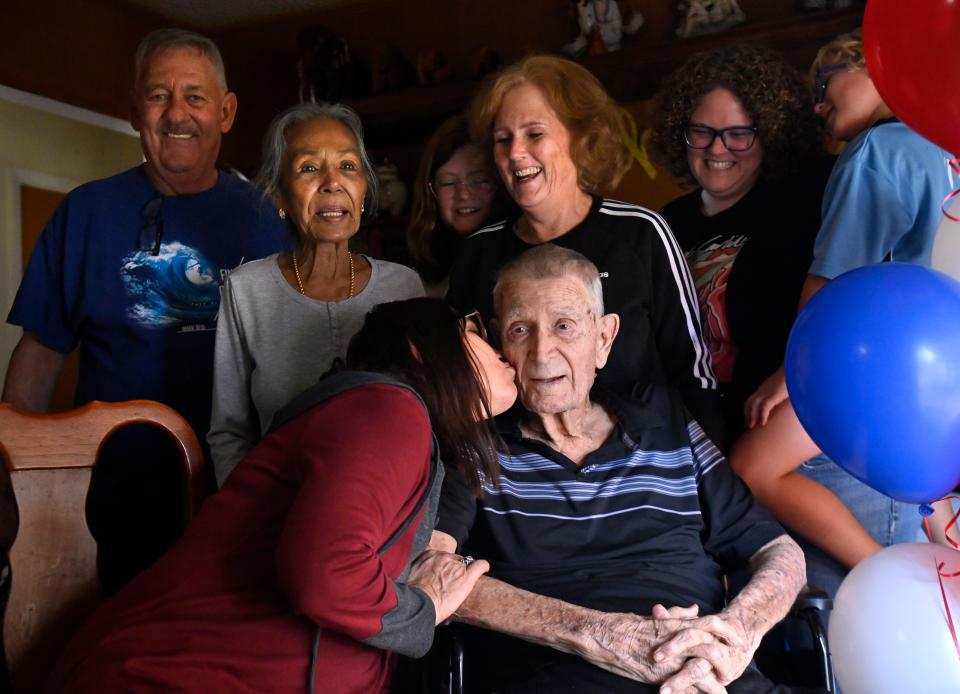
top-left (653, 610), bottom-right (759, 686)
top-left (658, 656), bottom-right (728, 694)
top-left (579, 611), bottom-right (720, 685)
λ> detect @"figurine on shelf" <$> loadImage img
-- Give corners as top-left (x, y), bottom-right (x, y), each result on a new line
top-left (562, 0), bottom-right (644, 57)
top-left (415, 48), bottom-right (454, 86)
top-left (297, 26), bottom-right (357, 102)
top-left (469, 46), bottom-right (501, 80)
top-left (370, 44), bottom-right (416, 94)
top-left (376, 160), bottom-right (408, 217)
top-left (675, 0), bottom-right (746, 39)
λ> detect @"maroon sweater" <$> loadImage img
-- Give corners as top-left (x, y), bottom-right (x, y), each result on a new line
top-left (47, 380), bottom-right (438, 693)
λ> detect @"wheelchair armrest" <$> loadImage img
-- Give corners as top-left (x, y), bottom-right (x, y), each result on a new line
top-left (792, 587), bottom-right (832, 615)
top-left (791, 587), bottom-right (836, 693)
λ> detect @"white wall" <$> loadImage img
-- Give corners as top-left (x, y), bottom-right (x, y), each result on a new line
top-left (0, 85), bottom-right (142, 391)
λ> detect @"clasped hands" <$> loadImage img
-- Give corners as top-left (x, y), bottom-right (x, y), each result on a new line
top-left (587, 604), bottom-right (759, 694)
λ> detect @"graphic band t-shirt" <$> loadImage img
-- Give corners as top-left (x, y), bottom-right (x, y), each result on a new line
top-left (684, 233), bottom-right (749, 383)
top-left (660, 158), bottom-right (833, 436)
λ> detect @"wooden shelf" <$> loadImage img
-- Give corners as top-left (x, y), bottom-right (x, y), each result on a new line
top-left (343, 6), bottom-right (863, 142)
top-left (583, 7), bottom-right (864, 102)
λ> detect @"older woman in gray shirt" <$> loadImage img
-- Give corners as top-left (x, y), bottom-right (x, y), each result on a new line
top-left (208, 103), bottom-right (424, 485)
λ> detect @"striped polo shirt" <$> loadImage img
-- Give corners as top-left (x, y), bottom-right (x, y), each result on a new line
top-left (440, 384), bottom-right (783, 615)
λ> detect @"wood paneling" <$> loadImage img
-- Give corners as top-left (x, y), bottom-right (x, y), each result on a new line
top-left (1, 0), bottom-right (165, 120)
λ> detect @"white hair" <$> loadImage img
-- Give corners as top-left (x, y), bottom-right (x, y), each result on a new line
top-left (493, 244), bottom-right (605, 319)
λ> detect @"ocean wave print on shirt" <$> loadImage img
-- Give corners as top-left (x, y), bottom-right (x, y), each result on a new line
top-left (121, 241), bottom-right (221, 329)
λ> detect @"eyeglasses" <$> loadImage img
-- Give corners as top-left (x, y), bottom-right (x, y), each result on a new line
top-left (429, 176), bottom-right (495, 197)
top-left (460, 309), bottom-right (488, 342)
top-left (683, 125), bottom-right (759, 152)
top-left (138, 196), bottom-right (164, 256)
top-left (814, 63), bottom-right (846, 105)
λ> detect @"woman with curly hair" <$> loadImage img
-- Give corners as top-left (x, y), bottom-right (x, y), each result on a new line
top-left (652, 44), bottom-right (834, 442)
top-left (448, 55), bottom-right (724, 445)
top-left (407, 115), bottom-right (504, 297)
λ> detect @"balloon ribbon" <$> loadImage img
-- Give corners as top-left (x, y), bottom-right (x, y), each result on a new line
top-left (923, 495), bottom-right (960, 554)
top-left (928, 495), bottom-right (960, 664)
top-left (942, 158), bottom-right (960, 221)
top-left (935, 559), bottom-right (960, 664)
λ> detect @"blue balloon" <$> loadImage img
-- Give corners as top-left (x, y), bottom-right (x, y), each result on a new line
top-left (786, 263), bottom-right (960, 504)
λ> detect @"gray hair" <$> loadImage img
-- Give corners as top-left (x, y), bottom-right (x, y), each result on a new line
top-left (494, 244), bottom-right (605, 319)
top-left (135, 28), bottom-right (228, 92)
top-left (255, 102), bottom-right (379, 221)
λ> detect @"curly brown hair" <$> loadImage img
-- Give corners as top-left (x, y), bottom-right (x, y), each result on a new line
top-left (651, 44), bottom-right (823, 185)
top-left (469, 55), bottom-right (631, 195)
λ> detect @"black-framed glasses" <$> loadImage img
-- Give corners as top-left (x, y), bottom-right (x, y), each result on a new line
top-left (814, 63), bottom-right (846, 105)
top-left (460, 309), bottom-right (488, 342)
top-left (429, 176), bottom-right (495, 197)
top-left (683, 125), bottom-right (759, 152)
top-left (138, 196), bottom-right (164, 256)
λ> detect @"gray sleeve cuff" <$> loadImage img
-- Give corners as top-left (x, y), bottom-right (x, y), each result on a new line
top-left (360, 584), bottom-right (436, 658)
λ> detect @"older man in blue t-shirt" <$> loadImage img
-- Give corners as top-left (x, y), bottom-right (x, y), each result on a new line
top-left (3, 28), bottom-right (283, 591)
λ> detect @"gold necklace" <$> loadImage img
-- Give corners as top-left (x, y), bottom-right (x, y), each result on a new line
top-left (347, 251), bottom-right (355, 299)
top-left (292, 250), bottom-right (355, 299)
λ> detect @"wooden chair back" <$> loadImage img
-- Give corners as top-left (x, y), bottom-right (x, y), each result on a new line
top-left (0, 400), bottom-right (206, 693)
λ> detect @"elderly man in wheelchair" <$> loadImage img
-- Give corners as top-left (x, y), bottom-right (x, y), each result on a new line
top-left (429, 244), bottom-right (823, 693)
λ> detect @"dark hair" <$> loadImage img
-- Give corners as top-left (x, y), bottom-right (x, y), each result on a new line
top-left (407, 115), bottom-right (498, 282)
top-left (650, 44), bottom-right (823, 184)
top-left (344, 297), bottom-right (500, 493)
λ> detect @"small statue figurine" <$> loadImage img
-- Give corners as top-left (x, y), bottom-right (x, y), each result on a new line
top-left (469, 46), bottom-right (501, 80)
top-left (675, 0), bottom-right (746, 39)
top-left (563, 0), bottom-right (645, 58)
top-left (297, 26), bottom-right (356, 102)
top-left (370, 44), bottom-right (416, 94)
top-left (415, 48), bottom-right (454, 86)
top-left (375, 160), bottom-right (408, 217)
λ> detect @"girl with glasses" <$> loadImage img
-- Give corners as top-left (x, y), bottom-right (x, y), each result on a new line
top-left (407, 115), bottom-right (506, 297)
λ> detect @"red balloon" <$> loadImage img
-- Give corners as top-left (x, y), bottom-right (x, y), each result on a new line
top-left (864, 0), bottom-right (960, 157)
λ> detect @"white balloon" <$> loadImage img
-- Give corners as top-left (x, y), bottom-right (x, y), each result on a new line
top-left (931, 197), bottom-right (960, 280)
top-left (830, 543), bottom-right (960, 694)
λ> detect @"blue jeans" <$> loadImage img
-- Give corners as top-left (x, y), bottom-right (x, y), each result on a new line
top-left (794, 454), bottom-right (921, 598)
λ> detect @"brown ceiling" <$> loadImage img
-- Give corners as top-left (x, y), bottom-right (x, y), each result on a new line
top-left (121, 0), bottom-right (367, 30)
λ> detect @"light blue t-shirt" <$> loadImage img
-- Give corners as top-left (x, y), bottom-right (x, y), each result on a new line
top-left (809, 120), bottom-right (955, 279)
